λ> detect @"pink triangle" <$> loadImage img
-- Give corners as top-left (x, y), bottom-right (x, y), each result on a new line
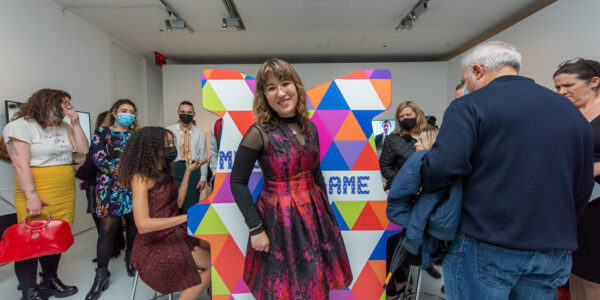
top-left (335, 140), bottom-right (367, 168)
top-left (213, 173), bottom-right (235, 203)
top-left (329, 290), bottom-right (354, 300)
top-left (314, 110), bottom-right (349, 140)
top-left (387, 222), bottom-right (403, 231)
top-left (364, 69), bottom-right (375, 78)
top-left (245, 79), bottom-right (256, 94)
top-left (311, 112), bottom-right (333, 160)
top-left (202, 72), bottom-right (207, 80)
top-left (233, 277), bottom-right (251, 293)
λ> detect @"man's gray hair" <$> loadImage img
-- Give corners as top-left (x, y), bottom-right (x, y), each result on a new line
top-left (462, 41), bottom-right (522, 74)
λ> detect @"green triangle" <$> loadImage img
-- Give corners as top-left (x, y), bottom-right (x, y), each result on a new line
top-left (368, 133), bottom-right (376, 152)
top-left (379, 290), bottom-right (386, 300)
top-left (308, 110), bottom-right (315, 119)
top-left (335, 201), bottom-right (367, 229)
top-left (211, 266), bottom-right (231, 295)
top-left (202, 81), bottom-right (226, 112)
top-left (194, 206), bottom-right (229, 235)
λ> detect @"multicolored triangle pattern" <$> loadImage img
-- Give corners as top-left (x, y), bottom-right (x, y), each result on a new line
top-left (194, 69), bottom-right (393, 299)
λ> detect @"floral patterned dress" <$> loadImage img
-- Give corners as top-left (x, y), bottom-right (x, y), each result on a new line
top-left (92, 126), bottom-right (132, 217)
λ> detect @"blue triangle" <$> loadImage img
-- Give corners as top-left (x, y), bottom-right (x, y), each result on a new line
top-left (317, 81), bottom-right (350, 110)
top-left (320, 142), bottom-right (349, 171)
top-left (187, 203), bottom-right (210, 234)
top-left (330, 201), bottom-right (349, 231)
top-left (202, 79), bottom-right (207, 88)
top-left (251, 175), bottom-right (263, 202)
top-left (353, 110), bottom-right (382, 139)
top-left (369, 229), bottom-right (403, 260)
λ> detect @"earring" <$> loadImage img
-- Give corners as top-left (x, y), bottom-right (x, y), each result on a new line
top-left (114, 120), bottom-right (119, 127)
top-left (130, 123), bottom-right (135, 129)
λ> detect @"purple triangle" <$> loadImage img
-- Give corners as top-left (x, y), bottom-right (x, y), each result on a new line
top-left (369, 69), bottom-right (391, 79)
top-left (313, 110), bottom-right (349, 139)
top-left (387, 222), bottom-right (403, 231)
top-left (248, 172), bottom-right (261, 192)
top-left (245, 79), bottom-right (256, 94)
top-left (232, 277), bottom-right (251, 293)
top-left (202, 72), bottom-right (207, 80)
top-left (213, 173), bottom-right (235, 203)
top-left (306, 95), bottom-right (315, 110)
top-left (329, 289), bottom-right (353, 300)
top-left (364, 69), bottom-right (375, 78)
top-left (335, 140), bottom-right (367, 168)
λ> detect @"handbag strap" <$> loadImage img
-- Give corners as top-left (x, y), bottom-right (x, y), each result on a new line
top-left (23, 210), bottom-right (51, 229)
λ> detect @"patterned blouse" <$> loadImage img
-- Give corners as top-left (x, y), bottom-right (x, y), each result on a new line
top-left (92, 126), bottom-right (132, 217)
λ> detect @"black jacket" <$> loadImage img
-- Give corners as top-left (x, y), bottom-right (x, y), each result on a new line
top-left (379, 133), bottom-right (416, 186)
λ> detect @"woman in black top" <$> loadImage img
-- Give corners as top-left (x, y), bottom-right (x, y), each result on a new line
top-left (554, 58), bottom-right (600, 299)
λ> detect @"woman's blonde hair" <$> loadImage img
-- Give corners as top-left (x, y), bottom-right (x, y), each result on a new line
top-left (419, 126), bottom-right (439, 150)
top-left (253, 58), bottom-right (311, 134)
top-left (393, 101), bottom-right (428, 136)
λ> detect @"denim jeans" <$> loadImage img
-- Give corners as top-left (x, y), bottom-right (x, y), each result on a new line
top-left (443, 234), bottom-right (571, 300)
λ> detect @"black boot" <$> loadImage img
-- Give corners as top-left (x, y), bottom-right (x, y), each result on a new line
top-left (39, 273), bottom-right (78, 298)
top-left (425, 266), bottom-right (441, 279)
top-left (21, 286), bottom-right (48, 300)
top-left (85, 268), bottom-right (110, 300)
top-left (124, 251), bottom-right (135, 277)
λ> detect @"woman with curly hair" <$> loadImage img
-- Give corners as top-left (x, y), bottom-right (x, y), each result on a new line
top-left (3, 88), bottom-right (88, 300)
top-left (230, 58), bottom-right (352, 299)
top-left (86, 99), bottom-right (138, 300)
top-left (119, 127), bottom-right (211, 299)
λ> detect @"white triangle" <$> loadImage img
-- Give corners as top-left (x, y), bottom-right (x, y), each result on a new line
top-left (212, 203), bottom-right (249, 254)
top-left (209, 79), bottom-right (254, 111)
top-left (341, 230), bottom-right (384, 288)
top-left (217, 112), bottom-right (243, 173)
top-left (335, 79), bottom-right (385, 111)
top-left (232, 293), bottom-right (255, 300)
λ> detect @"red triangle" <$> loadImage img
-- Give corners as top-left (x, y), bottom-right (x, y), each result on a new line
top-left (208, 69), bottom-right (244, 79)
top-left (229, 111), bottom-right (256, 136)
top-left (353, 201), bottom-right (384, 230)
top-left (352, 142), bottom-right (379, 171)
top-left (213, 236), bottom-right (245, 291)
top-left (351, 260), bottom-right (384, 300)
top-left (369, 201), bottom-right (390, 228)
top-left (368, 260), bottom-right (387, 285)
top-left (340, 70), bottom-right (369, 79)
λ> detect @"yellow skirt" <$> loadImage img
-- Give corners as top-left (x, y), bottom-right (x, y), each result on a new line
top-left (14, 165), bottom-right (76, 226)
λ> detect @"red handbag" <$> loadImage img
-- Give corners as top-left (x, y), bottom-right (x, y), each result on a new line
top-left (0, 211), bottom-right (74, 263)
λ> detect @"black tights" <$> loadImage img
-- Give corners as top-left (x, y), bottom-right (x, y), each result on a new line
top-left (14, 254), bottom-right (61, 290)
top-left (96, 214), bottom-right (136, 268)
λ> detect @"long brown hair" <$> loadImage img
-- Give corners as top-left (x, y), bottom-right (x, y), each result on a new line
top-left (253, 58), bottom-right (311, 134)
top-left (14, 89), bottom-right (71, 128)
top-left (0, 137), bottom-right (10, 162)
top-left (101, 99), bottom-right (139, 131)
top-left (393, 101), bottom-right (428, 136)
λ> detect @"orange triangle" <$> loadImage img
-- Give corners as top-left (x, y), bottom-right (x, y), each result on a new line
top-left (352, 142), bottom-right (380, 170)
top-left (211, 295), bottom-right (230, 300)
top-left (200, 234), bottom-right (230, 259)
top-left (351, 260), bottom-right (384, 300)
top-left (306, 82), bottom-right (330, 109)
top-left (352, 201), bottom-right (384, 230)
top-left (369, 201), bottom-right (390, 228)
top-left (335, 111), bottom-right (367, 141)
top-left (208, 69), bottom-right (244, 79)
top-left (203, 69), bottom-right (214, 79)
top-left (340, 70), bottom-right (368, 79)
top-left (213, 111), bottom-right (226, 118)
top-left (229, 111), bottom-right (256, 136)
top-left (371, 79), bottom-right (392, 110)
top-left (368, 260), bottom-right (387, 285)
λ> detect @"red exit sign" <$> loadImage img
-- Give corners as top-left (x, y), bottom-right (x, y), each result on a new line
top-left (155, 52), bottom-right (166, 67)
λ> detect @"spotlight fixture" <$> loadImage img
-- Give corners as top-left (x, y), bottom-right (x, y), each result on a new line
top-left (164, 19), bottom-right (173, 31)
top-left (160, 0), bottom-right (194, 33)
top-left (396, 0), bottom-right (429, 31)
top-left (221, 0), bottom-right (245, 31)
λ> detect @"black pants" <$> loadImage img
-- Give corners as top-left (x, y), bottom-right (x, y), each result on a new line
top-left (14, 254), bottom-right (61, 290)
top-left (0, 213), bottom-right (17, 238)
top-left (96, 214), bottom-right (136, 268)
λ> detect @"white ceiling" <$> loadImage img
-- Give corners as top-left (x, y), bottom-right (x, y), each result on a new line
top-left (52, 0), bottom-right (554, 63)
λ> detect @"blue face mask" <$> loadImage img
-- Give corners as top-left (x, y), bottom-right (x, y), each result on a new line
top-left (117, 113), bottom-right (135, 126)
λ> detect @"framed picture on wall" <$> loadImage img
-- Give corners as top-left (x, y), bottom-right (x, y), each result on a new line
top-left (5, 100), bottom-right (22, 124)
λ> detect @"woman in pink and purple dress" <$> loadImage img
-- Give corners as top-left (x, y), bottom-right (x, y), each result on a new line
top-left (230, 58), bottom-right (352, 299)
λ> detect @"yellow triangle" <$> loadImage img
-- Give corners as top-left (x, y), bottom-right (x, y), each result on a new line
top-left (211, 266), bottom-right (231, 295)
top-left (202, 81), bottom-right (226, 112)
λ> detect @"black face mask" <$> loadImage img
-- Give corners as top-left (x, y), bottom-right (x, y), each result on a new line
top-left (179, 114), bottom-right (194, 124)
top-left (400, 118), bottom-right (417, 131)
top-left (163, 146), bottom-right (178, 164)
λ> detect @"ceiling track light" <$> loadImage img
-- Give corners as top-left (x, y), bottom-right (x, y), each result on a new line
top-left (396, 0), bottom-right (429, 31)
top-left (160, 0), bottom-right (194, 33)
top-left (221, 0), bottom-right (245, 31)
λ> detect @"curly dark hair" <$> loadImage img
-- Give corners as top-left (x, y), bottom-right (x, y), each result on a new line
top-left (0, 137), bottom-right (10, 162)
top-left (102, 99), bottom-right (139, 131)
top-left (119, 126), bottom-right (172, 188)
top-left (14, 89), bottom-right (71, 128)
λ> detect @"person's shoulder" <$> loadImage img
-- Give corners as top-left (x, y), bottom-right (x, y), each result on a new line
top-left (165, 123), bottom-right (178, 131)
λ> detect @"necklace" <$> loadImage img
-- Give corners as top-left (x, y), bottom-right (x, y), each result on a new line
top-left (281, 116), bottom-right (298, 134)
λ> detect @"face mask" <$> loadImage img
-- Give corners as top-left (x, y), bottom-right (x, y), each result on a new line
top-left (400, 118), bottom-right (417, 131)
top-left (179, 114), bottom-right (194, 124)
top-left (117, 113), bottom-right (135, 126)
top-left (163, 146), bottom-right (178, 164)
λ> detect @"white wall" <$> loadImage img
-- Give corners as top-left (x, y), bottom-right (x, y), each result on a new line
top-left (163, 62), bottom-right (449, 133)
top-left (446, 0), bottom-right (600, 105)
top-left (0, 0), bottom-right (162, 234)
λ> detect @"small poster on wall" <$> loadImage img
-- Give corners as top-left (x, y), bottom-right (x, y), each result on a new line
top-left (4, 100), bottom-right (22, 124)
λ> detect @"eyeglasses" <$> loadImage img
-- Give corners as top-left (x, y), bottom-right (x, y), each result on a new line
top-left (263, 81), bottom-right (294, 96)
top-left (558, 58), bottom-right (599, 76)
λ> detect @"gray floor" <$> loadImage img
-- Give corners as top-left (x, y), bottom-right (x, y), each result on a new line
top-left (0, 228), bottom-right (445, 300)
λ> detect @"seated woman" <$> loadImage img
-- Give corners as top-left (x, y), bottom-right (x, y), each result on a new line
top-left (118, 127), bottom-right (211, 300)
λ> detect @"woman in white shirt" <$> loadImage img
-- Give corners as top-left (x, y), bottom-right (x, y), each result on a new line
top-left (4, 89), bottom-right (88, 300)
